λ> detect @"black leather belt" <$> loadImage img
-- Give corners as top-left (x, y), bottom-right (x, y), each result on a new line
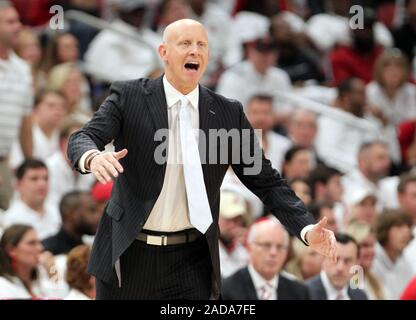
top-left (136, 229), bottom-right (202, 246)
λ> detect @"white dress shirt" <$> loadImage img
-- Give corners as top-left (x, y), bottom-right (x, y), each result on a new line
top-left (64, 289), bottom-right (91, 300)
top-left (248, 264), bottom-right (279, 300)
top-left (320, 271), bottom-right (350, 300)
top-left (219, 241), bottom-right (249, 279)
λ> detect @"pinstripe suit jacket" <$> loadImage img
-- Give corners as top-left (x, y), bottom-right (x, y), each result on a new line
top-left (67, 75), bottom-right (315, 298)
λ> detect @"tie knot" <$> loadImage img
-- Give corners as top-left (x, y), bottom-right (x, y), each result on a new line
top-left (180, 96), bottom-right (189, 109)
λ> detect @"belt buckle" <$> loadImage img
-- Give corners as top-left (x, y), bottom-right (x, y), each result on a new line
top-left (147, 235), bottom-right (167, 246)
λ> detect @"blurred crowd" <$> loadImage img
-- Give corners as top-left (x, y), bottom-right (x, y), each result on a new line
top-left (0, 0), bottom-right (416, 300)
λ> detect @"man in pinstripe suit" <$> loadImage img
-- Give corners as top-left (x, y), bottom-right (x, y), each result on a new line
top-left (68, 19), bottom-right (337, 299)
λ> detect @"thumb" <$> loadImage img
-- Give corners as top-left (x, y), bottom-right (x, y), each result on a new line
top-left (316, 216), bottom-right (328, 231)
top-left (114, 148), bottom-right (128, 160)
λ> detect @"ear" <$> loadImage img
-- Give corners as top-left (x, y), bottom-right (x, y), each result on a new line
top-left (158, 43), bottom-right (167, 62)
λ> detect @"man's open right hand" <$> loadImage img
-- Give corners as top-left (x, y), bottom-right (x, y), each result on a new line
top-left (90, 149), bottom-right (128, 184)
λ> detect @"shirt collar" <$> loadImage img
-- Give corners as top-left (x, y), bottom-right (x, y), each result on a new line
top-left (163, 75), bottom-right (198, 110)
top-left (248, 264), bottom-right (279, 291)
top-left (320, 271), bottom-right (349, 300)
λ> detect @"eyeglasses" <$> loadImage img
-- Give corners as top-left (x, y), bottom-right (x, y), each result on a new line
top-left (253, 242), bottom-right (288, 252)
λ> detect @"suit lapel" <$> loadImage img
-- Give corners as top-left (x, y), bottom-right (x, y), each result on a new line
top-left (198, 86), bottom-right (216, 163)
top-left (241, 268), bottom-right (259, 300)
top-left (277, 275), bottom-right (288, 300)
top-left (144, 76), bottom-right (169, 132)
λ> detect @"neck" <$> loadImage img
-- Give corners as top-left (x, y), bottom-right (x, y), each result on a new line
top-left (0, 46), bottom-right (10, 60)
top-left (22, 198), bottom-right (44, 213)
top-left (384, 85), bottom-right (398, 99)
top-left (34, 118), bottom-right (55, 138)
top-left (360, 169), bottom-right (378, 184)
top-left (385, 244), bottom-right (400, 262)
top-left (62, 224), bottom-right (82, 241)
top-left (15, 265), bottom-right (33, 292)
top-left (165, 74), bottom-right (197, 95)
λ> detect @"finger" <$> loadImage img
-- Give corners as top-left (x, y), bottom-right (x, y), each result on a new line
top-left (108, 157), bottom-right (124, 173)
top-left (316, 216), bottom-right (328, 231)
top-left (94, 170), bottom-right (106, 184)
top-left (102, 160), bottom-right (120, 178)
top-left (114, 149), bottom-right (128, 160)
top-left (98, 166), bottom-right (112, 183)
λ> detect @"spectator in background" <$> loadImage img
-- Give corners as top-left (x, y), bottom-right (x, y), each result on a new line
top-left (397, 174), bottom-right (416, 273)
top-left (306, 0), bottom-right (392, 53)
top-left (372, 210), bottom-right (414, 299)
top-left (10, 90), bottom-right (68, 169)
top-left (315, 78), bottom-right (382, 172)
top-left (216, 36), bottom-right (292, 124)
top-left (47, 62), bottom-right (92, 118)
top-left (85, 0), bottom-right (163, 82)
top-left (282, 146), bottom-right (313, 180)
top-left (222, 218), bottom-right (310, 300)
top-left (245, 94), bottom-right (291, 173)
top-left (3, 159), bottom-right (61, 240)
top-left (309, 165), bottom-right (343, 203)
top-left (42, 32), bottom-right (80, 73)
top-left (285, 237), bottom-right (324, 281)
top-left (308, 203), bottom-right (337, 233)
top-left (366, 49), bottom-right (416, 127)
top-left (42, 191), bottom-right (98, 256)
top-left (64, 245), bottom-right (95, 300)
top-left (270, 14), bottom-right (325, 85)
top-left (287, 109), bottom-right (321, 165)
top-left (346, 221), bottom-right (388, 300)
top-left (0, 0), bottom-right (33, 210)
top-left (0, 225), bottom-right (46, 299)
top-left (218, 191), bottom-right (249, 279)
top-left (329, 8), bottom-right (384, 85)
top-left (15, 28), bottom-right (47, 93)
top-left (342, 141), bottom-right (399, 211)
top-left (393, 0), bottom-right (416, 65)
top-left (343, 187), bottom-right (378, 226)
top-left (152, 0), bottom-right (190, 34)
top-left (46, 117), bottom-right (96, 207)
top-left (306, 233), bottom-right (368, 300)
top-left (288, 178), bottom-right (312, 207)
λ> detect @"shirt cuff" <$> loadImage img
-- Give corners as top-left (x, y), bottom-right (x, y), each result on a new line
top-left (300, 224), bottom-right (315, 245)
top-left (79, 149), bottom-right (99, 173)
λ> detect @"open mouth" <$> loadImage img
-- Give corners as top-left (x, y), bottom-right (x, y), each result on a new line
top-left (184, 62), bottom-right (200, 71)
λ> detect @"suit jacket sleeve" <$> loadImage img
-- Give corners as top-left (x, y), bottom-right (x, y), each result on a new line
top-left (230, 102), bottom-right (315, 242)
top-left (67, 81), bottom-right (124, 172)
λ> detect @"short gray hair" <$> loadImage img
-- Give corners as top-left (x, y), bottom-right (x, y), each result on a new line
top-left (247, 217), bottom-right (289, 246)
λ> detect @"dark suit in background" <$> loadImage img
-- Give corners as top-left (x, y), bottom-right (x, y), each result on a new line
top-left (306, 274), bottom-right (368, 300)
top-left (67, 76), bottom-right (315, 298)
top-left (222, 267), bottom-right (311, 300)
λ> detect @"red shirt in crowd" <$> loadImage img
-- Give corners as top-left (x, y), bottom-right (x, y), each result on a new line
top-left (400, 277), bottom-right (416, 300)
top-left (330, 45), bottom-right (384, 86)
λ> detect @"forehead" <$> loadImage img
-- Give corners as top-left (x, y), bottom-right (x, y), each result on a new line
top-left (169, 24), bottom-right (208, 42)
top-left (254, 223), bottom-right (285, 242)
top-left (0, 7), bottom-right (18, 20)
top-left (23, 167), bottom-right (48, 178)
top-left (337, 242), bottom-right (358, 257)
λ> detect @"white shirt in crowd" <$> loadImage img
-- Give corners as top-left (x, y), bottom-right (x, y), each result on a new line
top-left (366, 81), bottom-right (416, 126)
top-left (320, 271), bottom-right (350, 300)
top-left (219, 241), bottom-right (249, 279)
top-left (216, 60), bottom-right (293, 111)
top-left (64, 289), bottom-right (91, 300)
top-left (341, 168), bottom-right (399, 211)
top-left (10, 124), bottom-right (60, 169)
top-left (85, 19), bottom-right (162, 82)
top-left (3, 200), bottom-right (61, 240)
top-left (0, 51), bottom-right (33, 157)
top-left (0, 276), bottom-right (38, 299)
top-left (248, 264), bottom-right (278, 300)
top-left (372, 242), bottom-right (415, 300)
top-left (404, 227), bottom-right (416, 274)
top-left (46, 151), bottom-right (96, 208)
top-left (306, 13), bottom-right (393, 52)
top-left (262, 131), bottom-right (292, 173)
